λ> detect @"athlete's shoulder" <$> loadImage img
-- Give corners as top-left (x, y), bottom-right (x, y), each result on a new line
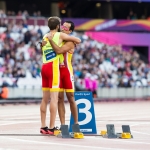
top-left (42, 33), bottom-right (49, 41)
top-left (56, 32), bottom-right (60, 35)
top-left (43, 33), bottom-right (48, 39)
top-left (59, 32), bottom-right (66, 37)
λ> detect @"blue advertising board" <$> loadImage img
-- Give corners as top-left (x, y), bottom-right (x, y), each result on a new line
top-left (69, 91), bottom-right (97, 134)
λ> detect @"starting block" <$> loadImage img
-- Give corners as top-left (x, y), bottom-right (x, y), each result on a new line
top-left (121, 132), bottom-right (131, 139)
top-left (71, 132), bottom-right (84, 139)
top-left (57, 125), bottom-right (71, 138)
top-left (54, 130), bottom-right (61, 136)
top-left (57, 124), bottom-right (84, 139)
top-left (106, 124), bottom-right (117, 138)
top-left (122, 125), bottom-right (133, 138)
top-left (100, 130), bottom-right (107, 136)
top-left (72, 124), bottom-right (80, 132)
top-left (116, 125), bottom-right (133, 139)
top-left (71, 124), bottom-right (84, 139)
top-left (101, 124), bottom-right (117, 138)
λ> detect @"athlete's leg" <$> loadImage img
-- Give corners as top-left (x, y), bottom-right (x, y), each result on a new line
top-left (66, 92), bottom-right (78, 124)
top-left (40, 64), bottom-right (50, 128)
top-left (58, 91), bottom-right (65, 125)
top-left (49, 91), bottom-right (59, 129)
top-left (40, 90), bottom-right (50, 127)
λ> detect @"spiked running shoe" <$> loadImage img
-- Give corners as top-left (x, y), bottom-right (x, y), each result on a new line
top-left (40, 126), bottom-right (53, 135)
top-left (40, 126), bottom-right (61, 135)
top-left (48, 126), bottom-right (61, 135)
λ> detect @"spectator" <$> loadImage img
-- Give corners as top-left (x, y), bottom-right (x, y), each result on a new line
top-left (0, 82), bottom-right (9, 99)
top-left (0, 9), bottom-right (7, 18)
top-left (0, 20), bottom-right (149, 91)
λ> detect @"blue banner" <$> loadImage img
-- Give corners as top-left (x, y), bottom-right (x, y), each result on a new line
top-left (69, 91), bottom-right (97, 134)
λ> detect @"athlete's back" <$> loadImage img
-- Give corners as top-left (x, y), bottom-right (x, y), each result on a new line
top-left (42, 32), bottom-right (61, 64)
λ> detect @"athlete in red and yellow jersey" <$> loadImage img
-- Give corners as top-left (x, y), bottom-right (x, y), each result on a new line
top-left (40, 17), bottom-right (80, 134)
top-left (48, 21), bottom-right (78, 126)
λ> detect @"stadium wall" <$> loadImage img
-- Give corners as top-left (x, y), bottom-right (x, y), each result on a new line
top-left (4, 87), bottom-right (150, 100)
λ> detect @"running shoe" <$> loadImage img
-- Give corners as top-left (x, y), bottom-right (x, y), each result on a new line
top-left (40, 126), bottom-right (53, 135)
top-left (48, 126), bottom-right (61, 135)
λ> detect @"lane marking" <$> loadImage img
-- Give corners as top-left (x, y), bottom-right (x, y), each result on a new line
top-left (85, 136), bottom-right (150, 144)
top-left (0, 137), bottom-right (131, 150)
top-left (0, 121), bottom-right (39, 126)
top-left (131, 122), bottom-right (150, 127)
top-left (132, 130), bottom-right (150, 136)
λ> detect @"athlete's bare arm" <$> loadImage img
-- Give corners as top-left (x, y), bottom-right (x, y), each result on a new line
top-left (49, 40), bottom-right (74, 54)
top-left (60, 32), bottom-right (81, 44)
top-left (46, 32), bottom-right (81, 44)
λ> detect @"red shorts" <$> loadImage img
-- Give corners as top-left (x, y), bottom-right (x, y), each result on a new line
top-left (41, 59), bottom-right (60, 92)
top-left (59, 65), bottom-right (74, 92)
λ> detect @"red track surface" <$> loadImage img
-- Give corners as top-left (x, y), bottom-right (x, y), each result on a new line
top-left (0, 101), bottom-right (150, 150)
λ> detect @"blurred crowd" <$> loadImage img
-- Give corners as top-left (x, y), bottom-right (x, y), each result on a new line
top-left (0, 9), bottom-right (42, 19)
top-left (1, 8), bottom-right (150, 20)
top-left (0, 19), bottom-right (43, 87)
top-left (73, 33), bottom-right (150, 92)
top-left (127, 10), bottom-right (150, 20)
top-left (0, 20), bottom-right (150, 92)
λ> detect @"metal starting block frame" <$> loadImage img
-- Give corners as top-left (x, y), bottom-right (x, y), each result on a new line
top-left (121, 125), bottom-right (133, 138)
top-left (100, 124), bottom-right (117, 138)
top-left (106, 124), bottom-right (117, 138)
top-left (71, 124), bottom-right (84, 139)
top-left (101, 124), bottom-right (133, 139)
top-left (116, 125), bottom-right (133, 139)
top-left (56, 124), bottom-right (133, 139)
top-left (57, 124), bottom-right (84, 139)
top-left (57, 125), bottom-right (71, 138)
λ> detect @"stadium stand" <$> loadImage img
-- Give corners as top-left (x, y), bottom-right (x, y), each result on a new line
top-left (1, 15), bottom-right (150, 102)
top-left (0, 19), bottom-right (150, 92)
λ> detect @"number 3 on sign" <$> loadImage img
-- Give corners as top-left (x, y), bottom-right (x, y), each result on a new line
top-left (76, 99), bottom-right (92, 125)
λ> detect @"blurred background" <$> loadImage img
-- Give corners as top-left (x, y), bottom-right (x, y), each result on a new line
top-left (1, 0), bottom-right (150, 102)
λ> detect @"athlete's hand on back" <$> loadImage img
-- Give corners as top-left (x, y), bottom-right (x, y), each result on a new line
top-left (46, 32), bottom-right (54, 41)
top-left (40, 40), bottom-right (47, 49)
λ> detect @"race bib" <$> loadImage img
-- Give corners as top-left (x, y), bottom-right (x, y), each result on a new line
top-left (45, 51), bottom-right (56, 61)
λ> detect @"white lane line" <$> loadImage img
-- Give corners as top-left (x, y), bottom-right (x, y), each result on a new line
top-left (0, 113), bottom-right (39, 117)
top-left (131, 122), bottom-right (150, 127)
top-left (0, 148), bottom-right (18, 150)
top-left (85, 136), bottom-right (150, 145)
top-left (96, 113), bottom-right (150, 118)
top-left (0, 137), bottom-right (131, 150)
top-left (0, 121), bottom-right (39, 126)
top-left (132, 130), bottom-right (150, 136)
top-left (1, 116), bottom-right (40, 120)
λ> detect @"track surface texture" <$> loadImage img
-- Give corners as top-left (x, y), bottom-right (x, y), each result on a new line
top-left (0, 101), bottom-right (150, 150)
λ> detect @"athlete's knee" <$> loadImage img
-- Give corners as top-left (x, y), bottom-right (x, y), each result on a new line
top-left (67, 93), bottom-right (75, 104)
top-left (40, 100), bottom-right (47, 113)
top-left (42, 91), bottom-right (50, 103)
top-left (50, 92), bottom-right (59, 103)
top-left (58, 93), bottom-right (64, 103)
top-left (40, 106), bottom-right (46, 113)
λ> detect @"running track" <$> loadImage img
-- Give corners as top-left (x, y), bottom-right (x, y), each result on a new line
top-left (0, 101), bottom-right (150, 150)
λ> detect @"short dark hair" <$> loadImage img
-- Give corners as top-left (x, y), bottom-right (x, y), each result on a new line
top-left (48, 17), bottom-right (60, 30)
top-left (65, 21), bottom-right (75, 32)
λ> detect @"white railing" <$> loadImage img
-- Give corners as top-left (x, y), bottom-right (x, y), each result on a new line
top-left (6, 87), bottom-right (150, 100)
top-left (97, 88), bottom-right (149, 99)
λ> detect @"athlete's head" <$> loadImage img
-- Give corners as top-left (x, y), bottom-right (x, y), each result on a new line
top-left (48, 17), bottom-right (61, 32)
top-left (61, 21), bottom-right (75, 34)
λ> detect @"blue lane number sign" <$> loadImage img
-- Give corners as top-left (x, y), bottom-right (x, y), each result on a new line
top-left (69, 91), bottom-right (97, 134)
